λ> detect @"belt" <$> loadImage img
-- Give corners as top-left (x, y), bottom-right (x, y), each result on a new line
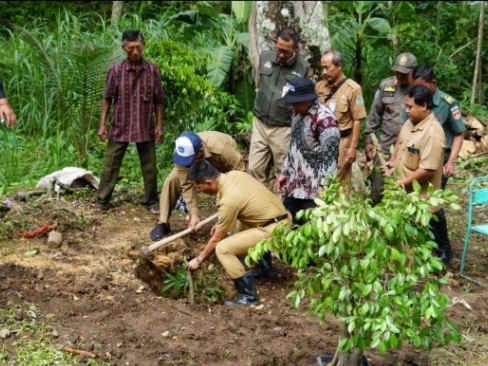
top-left (263, 213), bottom-right (288, 227)
top-left (340, 128), bottom-right (352, 138)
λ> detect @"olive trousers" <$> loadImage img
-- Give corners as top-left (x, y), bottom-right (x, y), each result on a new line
top-left (97, 140), bottom-right (159, 209)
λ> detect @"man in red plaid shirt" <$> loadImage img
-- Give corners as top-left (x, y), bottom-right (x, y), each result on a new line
top-left (96, 30), bottom-right (165, 213)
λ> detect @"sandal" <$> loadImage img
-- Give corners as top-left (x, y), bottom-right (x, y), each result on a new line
top-left (149, 207), bottom-right (160, 215)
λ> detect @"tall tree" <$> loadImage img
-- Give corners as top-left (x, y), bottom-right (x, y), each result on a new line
top-left (111, 1), bottom-right (124, 27)
top-left (248, 1), bottom-right (330, 85)
top-left (471, 1), bottom-right (485, 106)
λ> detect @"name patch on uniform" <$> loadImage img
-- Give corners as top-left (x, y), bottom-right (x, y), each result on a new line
top-left (291, 71), bottom-right (301, 77)
top-left (356, 95), bottom-right (364, 105)
top-left (383, 91), bottom-right (396, 98)
top-left (264, 61), bottom-right (272, 69)
top-left (442, 94), bottom-right (454, 104)
top-left (451, 106), bottom-right (461, 120)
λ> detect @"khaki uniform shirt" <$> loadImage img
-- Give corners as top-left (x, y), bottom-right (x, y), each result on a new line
top-left (364, 76), bottom-right (408, 154)
top-left (401, 88), bottom-right (466, 150)
top-left (215, 171), bottom-right (287, 232)
top-left (315, 78), bottom-right (367, 131)
top-left (394, 112), bottom-right (445, 210)
top-left (176, 131), bottom-right (245, 216)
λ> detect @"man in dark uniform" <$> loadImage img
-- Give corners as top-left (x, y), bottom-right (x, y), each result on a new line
top-left (410, 64), bottom-right (466, 190)
top-left (186, 160), bottom-right (291, 306)
top-left (249, 27), bottom-right (312, 198)
top-left (364, 53), bottom-right (417, 205)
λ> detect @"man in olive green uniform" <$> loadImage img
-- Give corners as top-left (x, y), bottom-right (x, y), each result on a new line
top-left (315, 50), bottom-right (367, 184)
top-left (382, 85), bottom-right (452, 265)
top-left (410, 64), bottom-right (466, 190)
top-left (249, 27), bottom-right (311, 196)
top-left (364, 53), bottom-right (417, 205)
top-left (186, 160), bottom-right (291, 306)
top-left (149, 131), bottom-right (245, 241)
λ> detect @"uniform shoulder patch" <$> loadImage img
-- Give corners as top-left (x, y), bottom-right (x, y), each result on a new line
top-left (451, 106), bottom-right (461, 120)
top-left (442, 94), bottom-right (455, 104)
top-left (356, 95), bottom-right (364, 105)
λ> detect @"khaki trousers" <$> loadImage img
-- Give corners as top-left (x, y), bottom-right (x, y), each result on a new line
top-left (158, 168), bottom-right (181, 223)
top-left (248, 116), bottom-right (290, 195)
top-left (337, 134), bottom-right (353, 183)
top-left (216, 213), bottom-right (291, 279)
top-left (97, 140), bottom-right (159, 208)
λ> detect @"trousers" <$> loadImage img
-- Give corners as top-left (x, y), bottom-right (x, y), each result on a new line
top-left (247, 116), bottom-right (290, 198)
top-left (97, 140), bottom-right (159, 208)
top-left (216, 213), bottom-right (291, 279)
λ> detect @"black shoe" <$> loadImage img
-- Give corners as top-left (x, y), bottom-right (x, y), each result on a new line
top-left (224, 271), bottom-right (259, 307)
top-left (437, 248), bottom-right (453, 266)
top-left (253, 252), bottom-right (276, 281)
top-left (149, 223), bottom-right (170, 241)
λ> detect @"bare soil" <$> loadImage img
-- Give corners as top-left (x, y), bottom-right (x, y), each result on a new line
top-left (1, 182), bottom-right (488, 366)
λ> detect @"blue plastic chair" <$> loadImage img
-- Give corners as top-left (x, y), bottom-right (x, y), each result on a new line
top-left (459, 176), bottom-right (488, 288)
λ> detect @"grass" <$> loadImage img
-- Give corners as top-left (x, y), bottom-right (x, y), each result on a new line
top-left (0, 301), bottom-right (109, 365)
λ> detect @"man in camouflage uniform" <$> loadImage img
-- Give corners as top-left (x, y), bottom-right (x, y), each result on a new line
top-left (410, 64), bottom-right (466, 190)
top-left (364, 53), bottom-right (417, 205)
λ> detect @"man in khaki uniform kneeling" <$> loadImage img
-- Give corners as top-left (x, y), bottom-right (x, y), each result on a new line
top-left (186, 160), bottom-right (291, 306)
top-left (150, 131), bottom-right (245, 241)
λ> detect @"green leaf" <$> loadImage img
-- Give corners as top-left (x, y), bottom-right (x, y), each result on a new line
top-left (353, 1), bottom-right (375, 15)
top-left (378, 341), bottom-right (387, 354)
top-left (303, 223), bottom-right (312, 237)
top-left (203, 46), bottom-right (234, 87)
top-left (348, 320), bottom-right (356, 333)
top-left (363, 284), bottom-right (372, 297)
top-left (318, 245), bottom-right (327, 257)
top-left (365, 17), bottom-right (391, 34)
top-left (231, 1), bottom-right (252, 23)
top-left (390, 333), bottom-right (398, 348)
top-left (412, 180), bottom-right (421, 193)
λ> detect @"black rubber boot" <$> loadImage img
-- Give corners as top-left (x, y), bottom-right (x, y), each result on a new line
top-left (253, 252), bottom-right (276, 281)
top-left (224, 271), bottom-right (260, 307)
top-left (430, 208), bottom-right (453, 266)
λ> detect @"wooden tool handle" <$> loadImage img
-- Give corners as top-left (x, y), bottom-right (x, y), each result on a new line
top-left (370, 133), bottom-right (391, 177)
top-left (146, 213), bottom-right (219, 253)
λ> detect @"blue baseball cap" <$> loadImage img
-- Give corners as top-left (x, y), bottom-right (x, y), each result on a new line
top-left (173, 132), bottom-right (203, 166)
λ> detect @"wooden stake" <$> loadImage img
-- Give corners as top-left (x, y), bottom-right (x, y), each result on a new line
top-left (188, 270), bottom-right (195, 304)
top-left (64, 347), bottom-right (97, 359)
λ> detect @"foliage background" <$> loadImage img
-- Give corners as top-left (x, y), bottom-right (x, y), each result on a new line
top-left (0, 1), bottom-right (486, 195)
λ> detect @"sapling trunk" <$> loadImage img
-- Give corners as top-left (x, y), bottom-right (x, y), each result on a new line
top-left (327, 323), bottom-right (362, 366)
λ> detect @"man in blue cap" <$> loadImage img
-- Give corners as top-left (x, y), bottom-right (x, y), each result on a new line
top-left (275, 77), bottom-right (340, 224)
top-left (150, 131), bottom-right (245, 241)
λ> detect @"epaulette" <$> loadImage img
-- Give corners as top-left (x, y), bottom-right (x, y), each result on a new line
top-left (441, 94), bottom-right (455, 104)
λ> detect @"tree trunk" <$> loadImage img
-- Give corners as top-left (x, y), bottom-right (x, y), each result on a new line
top-left (471, 1), bottom-right (485, 106)
top-left (248, 1), bottom-right (330, 85)
top-left (327, 323), bottom-right (362, 366)
top-left (111, 1), bottom-right (124, 28)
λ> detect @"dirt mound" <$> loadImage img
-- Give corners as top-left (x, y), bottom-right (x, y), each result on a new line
top-left (1, 188), bottom-right (488, 365)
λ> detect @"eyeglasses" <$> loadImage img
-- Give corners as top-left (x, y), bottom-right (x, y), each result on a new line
top-left (275, 47), bottom-right (294, 57)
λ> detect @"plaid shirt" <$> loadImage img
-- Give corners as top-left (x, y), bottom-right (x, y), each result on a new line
top-left (104, 58), bottom-right (165, 142)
